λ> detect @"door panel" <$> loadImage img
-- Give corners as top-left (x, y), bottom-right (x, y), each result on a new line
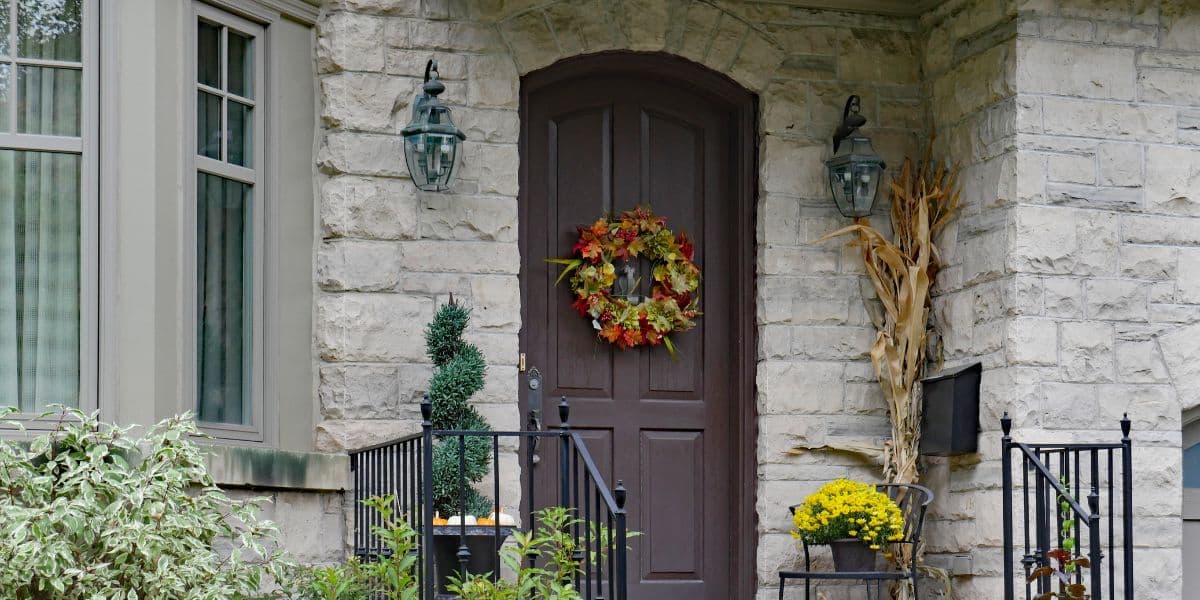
top-left (521, 54), bottom-right (753, 599)
top-left (641, 430), bottom-right (704, 578)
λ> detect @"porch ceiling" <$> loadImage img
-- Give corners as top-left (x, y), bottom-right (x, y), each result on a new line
top-left (781, 0), bottom-right (945, 17)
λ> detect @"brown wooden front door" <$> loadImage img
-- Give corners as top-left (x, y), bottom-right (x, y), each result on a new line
top-left (519, 53), bottom-right (756, 599)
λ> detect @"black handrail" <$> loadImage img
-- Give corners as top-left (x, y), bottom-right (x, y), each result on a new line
top-left (349, 396), bottom-right (629, 600)
top-left (1001, 414), bottom-right (1133, 600)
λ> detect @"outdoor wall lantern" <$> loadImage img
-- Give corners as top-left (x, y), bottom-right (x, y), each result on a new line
top-left (401, 59), bottom-right (466, 192)
top-left (826, 95), bottom-right (886, 218)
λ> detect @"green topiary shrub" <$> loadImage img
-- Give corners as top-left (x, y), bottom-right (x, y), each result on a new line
top-left (0, 409), bottom-right (294, 599)
top-left (426, 299), bottom-right (493, 518)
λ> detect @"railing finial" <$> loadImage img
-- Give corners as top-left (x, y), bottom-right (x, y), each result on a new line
top-left (1001, 411), bottom-right (1012, 437)
top-left (559, 396), bottom-right (570, 428)
top-left (1121, 413), bottom-right (1131, 438)
top-left (420, 393), bottom-right (432, 424)
top-left (614, 480), bottom-right (627, 510)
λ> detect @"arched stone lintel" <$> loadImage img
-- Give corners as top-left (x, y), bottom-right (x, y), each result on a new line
top-left (492, 0), bottom-right (784, 96)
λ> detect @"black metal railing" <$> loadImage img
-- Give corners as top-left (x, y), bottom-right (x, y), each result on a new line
top-left (1001, 414), bottom-right (1133, 600)
top-left (349, 396), bottom-right (628, 600)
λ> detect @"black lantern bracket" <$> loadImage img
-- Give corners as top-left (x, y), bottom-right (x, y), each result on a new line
top-left (417, 60), bottom-right (446, 111)
top-left (404, 59), bottom-right (459, 133)
top-left (832, 94), bottom-right (868, 153)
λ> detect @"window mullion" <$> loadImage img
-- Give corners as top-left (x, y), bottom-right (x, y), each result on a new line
top-left (6, 0), bottom-right (15, 132)
top-left (12, 57), bottom-right (83, 69)
top-left (220, 25), bottom-right (228, 163)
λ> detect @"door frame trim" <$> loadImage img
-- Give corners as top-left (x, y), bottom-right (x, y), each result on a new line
top-left (517, 51), bottom-right (759, 597)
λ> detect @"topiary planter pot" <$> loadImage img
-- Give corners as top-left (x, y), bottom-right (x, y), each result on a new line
top-left (431, 526), bottom-right (513, 595)
top-left (829, 539), bottom-right (876, 572)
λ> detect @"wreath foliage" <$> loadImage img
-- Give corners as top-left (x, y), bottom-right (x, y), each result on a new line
top-left (549, 207), bottom-right (701, 355)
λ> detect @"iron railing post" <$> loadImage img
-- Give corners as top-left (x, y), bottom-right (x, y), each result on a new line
top-left (559, 396), bottom-right (571, 507)
top-left (421, 395), bottom-right (435, 600)
top-left (457, 434), bottom-right (470, 583)
top-left (1034, 451), bottom-right (1050, 594)
top-left (1001, 413), bottom-right (1014, 600)
top-left (1121, 415), bottom-right (1133, 600)
top-left (1089, 484), bottom-right (1103, 600)
top-left (614, 481), bottom-right (628, 600)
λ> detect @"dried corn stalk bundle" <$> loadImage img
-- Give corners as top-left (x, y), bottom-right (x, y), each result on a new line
top-left (819, 144), bottom-right (960, 598)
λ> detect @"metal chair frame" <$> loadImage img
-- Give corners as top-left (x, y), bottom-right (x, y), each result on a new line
top-left (777, 483), bottom-right (934, 600)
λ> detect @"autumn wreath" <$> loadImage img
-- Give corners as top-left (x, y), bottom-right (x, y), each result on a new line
top-left (549, 207), bottom-right (701, 355)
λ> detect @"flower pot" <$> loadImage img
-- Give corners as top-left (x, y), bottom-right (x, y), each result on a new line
top-left (431, 526), bottom-right (513, 594)
top-left (829, 539), bottom-right (876, 572)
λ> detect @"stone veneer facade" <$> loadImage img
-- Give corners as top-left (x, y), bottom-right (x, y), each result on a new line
top-left (311, 0), bottom-right (1200, 597)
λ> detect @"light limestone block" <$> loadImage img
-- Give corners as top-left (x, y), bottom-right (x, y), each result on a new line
top-left (1045, 152), bottom-right (1094, 185)
top-left (418, 193), bottom-right (517, 242)
top-left (544, 0), bottom-right (617, 54)
top-left (1146, 145), bottom-right (1200, 216)
top-left (499, 11), bottom-right (560, 73)
top-left (1059, 321), bottom-right (1114, 383)
top-left (317, 12), bottom-right (386, 73)
top-left (1006, 317), bottom-right (1058, 366)
top-left (319, 365), bottom-right (401, 419)
top-left (1119, 245), bottom-right (1176, 280)
top-left (1084, 278), bottom-right (1149, 321)
top-left (320, 73), bottom-right (407, 132)
top-left (319, 132), bottom-right (408, 177)
top-left (321, 176), bottom-right (420, 240)
top-left (1097, 142), bottom-right (1143, 188)
top-left (318, 241), bottom-right (402, 292)
top-left (1040, 97), bottom-right (1175, 143)
top-left (398, 240), bottom-right (520, 274)
top-left (761, 137), bottom-right (826, 197)
top-left (1016, 39), bottom-right (1135, 100)
top-left (467, 54), bottom-right (520, 109)
top-left (317, 293), bottom-right (434, 362)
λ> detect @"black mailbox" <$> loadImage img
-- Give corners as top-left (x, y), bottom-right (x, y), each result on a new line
top-left (919, 362), bottom-right (982, 456)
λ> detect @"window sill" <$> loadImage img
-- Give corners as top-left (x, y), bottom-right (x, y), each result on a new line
top-left (205, 444), bottom-right (348, 492)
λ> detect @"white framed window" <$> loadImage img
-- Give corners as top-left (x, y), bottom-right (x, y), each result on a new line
top-left (0, 0), bottom-right (98, 418)
top-left (185, 2), bottom-right (266, 441)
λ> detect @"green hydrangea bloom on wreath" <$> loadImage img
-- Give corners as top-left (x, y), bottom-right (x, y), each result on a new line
top-left (549, 206), bottom-right (701, 356)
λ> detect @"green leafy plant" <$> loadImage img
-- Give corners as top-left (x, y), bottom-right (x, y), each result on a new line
top-left (301, 561), bottom-right (370, 600)
top-left (1028, 479), bottom-right (1090, 600)
top-left (448, 507), bottom-right (583, 600)
top-left (0, 408), bottom-right (293, 599)
top-left (447, 507), bottom-right (636, 600)
top-left (426, 298), bottom-right (494, 517)
top-left (360, 495), bottom-right (420, 600)
top-left (295, 494), bottom-right (420, 600)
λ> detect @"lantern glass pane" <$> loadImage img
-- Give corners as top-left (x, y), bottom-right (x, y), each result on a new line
top-left (404, 132), bottom-right (462, 192)
top-left (403, 134), bottom-right (429, 189)
top-left (853, 162), bottom-right (881, 210)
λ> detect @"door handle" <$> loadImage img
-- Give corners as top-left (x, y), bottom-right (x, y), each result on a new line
top-left (527, 367), bottom-right (543, 464)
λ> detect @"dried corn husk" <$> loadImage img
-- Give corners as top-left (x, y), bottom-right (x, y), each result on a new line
top-left (817, 142), bottom-right (960, 599)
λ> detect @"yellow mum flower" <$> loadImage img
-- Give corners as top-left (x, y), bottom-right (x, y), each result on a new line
top-left (790, 479), bottom-right (906, 549)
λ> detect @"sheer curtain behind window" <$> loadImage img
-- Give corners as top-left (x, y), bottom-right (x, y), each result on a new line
top-left (0, 0), bottom-right (84, 411)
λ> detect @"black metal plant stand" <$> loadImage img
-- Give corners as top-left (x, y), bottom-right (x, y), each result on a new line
top-left (777, 484), bottom-right (933, 600)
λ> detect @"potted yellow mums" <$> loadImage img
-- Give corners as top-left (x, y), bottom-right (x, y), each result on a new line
top-left (791, 479), bottom-right (906, 572)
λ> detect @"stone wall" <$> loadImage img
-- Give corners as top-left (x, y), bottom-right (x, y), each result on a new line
top-left (1006, 1), bottom-right (1197, 597)
top-left (924, 0), bottom-right (1198, 597)
top-left (921, 0), bottom-right (1021, 596)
